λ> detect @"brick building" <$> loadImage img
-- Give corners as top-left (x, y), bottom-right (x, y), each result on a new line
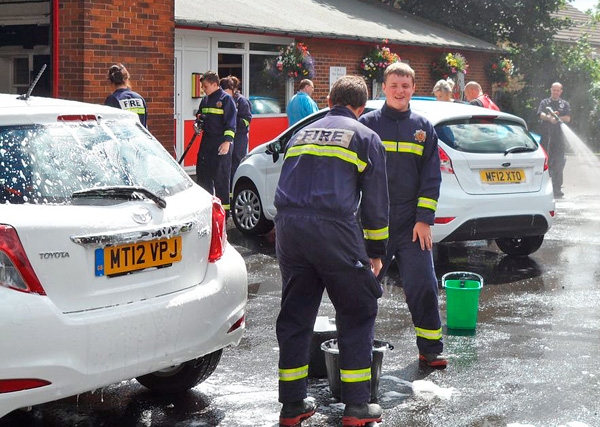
top-left (0, 0), bottom-right (501, 171)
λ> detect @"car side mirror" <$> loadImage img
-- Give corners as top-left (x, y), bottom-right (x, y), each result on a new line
top-left (266, 141), bottom-right (282, 163)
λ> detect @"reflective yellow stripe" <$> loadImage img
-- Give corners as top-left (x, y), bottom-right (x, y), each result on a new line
top-left (128, 107), bottom-right (146, 115)
top-left (363, 226), bottom-right (389, 241)
top-left (243, 119), bottom-right (250, 127)
top-left (222, 204), bottom-right (230, 210)
top-left (279, 365), bottom-right (309, 382)
top-left (417, 197), bottom-right (437, 212)
top-left (201, 107), bottom-right (224, 115)
top-left (415, 326), bottom-right (442, 340)
top-left (340, 367), bottom-right (371, 383)
top-left (382, 140), bottom-right (397, 151)
top-left (285, 144), bottom-right (367, 172)
top-left (224, 130), bottom-right (235, 138)
top-left (382, 140), bottom-right (424, 156)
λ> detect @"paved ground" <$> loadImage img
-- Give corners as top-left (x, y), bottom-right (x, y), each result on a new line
top-left (1, 151), bottom-right (599, 426)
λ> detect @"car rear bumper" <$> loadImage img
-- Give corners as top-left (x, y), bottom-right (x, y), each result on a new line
top-left (438, 214), bottom-right (550, 242)
top-left (0, 244), bottom-right (247, 419)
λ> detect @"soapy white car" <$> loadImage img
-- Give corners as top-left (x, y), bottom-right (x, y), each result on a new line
top-left (0, 93), bottom-right (247, 418)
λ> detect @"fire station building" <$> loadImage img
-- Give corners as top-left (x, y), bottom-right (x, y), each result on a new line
top-left (0, 0), bottom-right (500, 171)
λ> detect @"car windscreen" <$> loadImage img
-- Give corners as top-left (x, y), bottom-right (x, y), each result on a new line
top-left (435, 118), bottom-right (538, 153)
top-left (0, 119), bottom-right (192, 204)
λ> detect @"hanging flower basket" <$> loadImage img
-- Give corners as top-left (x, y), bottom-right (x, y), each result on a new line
top-left (431, 52), bottom-right (469, 81)
top-left (265, 42), bottom-right (316, 81)
top-left (487, 57), bottom-right (514, 87)
top-left (359, 45), bottom-right (401, 82)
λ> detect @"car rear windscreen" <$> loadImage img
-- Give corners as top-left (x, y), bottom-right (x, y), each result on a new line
top-left (435, 119), bottom-right (538, 153)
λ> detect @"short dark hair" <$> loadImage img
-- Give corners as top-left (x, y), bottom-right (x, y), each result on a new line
top-left (329, 75), bottom-right (368, 109)
top-left (201, 71), bottom-right (219, 85)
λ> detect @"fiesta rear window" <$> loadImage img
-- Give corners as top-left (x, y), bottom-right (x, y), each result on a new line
top-left (435, 119), bottom-right (538, 153)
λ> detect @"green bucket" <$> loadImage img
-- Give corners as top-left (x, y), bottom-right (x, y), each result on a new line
top-left (442, 271), bottom-right (484, 330)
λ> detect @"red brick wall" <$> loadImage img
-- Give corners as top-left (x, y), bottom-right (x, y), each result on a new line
top-left (58, 0), bottom-right (175, 154)
top-left (297, 38), bottom-right (496, 105)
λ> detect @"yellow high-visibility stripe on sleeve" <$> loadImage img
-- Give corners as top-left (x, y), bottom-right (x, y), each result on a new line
top-left (363, 226), bottom-right (389, 241)
top-left (417, 197), bottom-right (437, 211)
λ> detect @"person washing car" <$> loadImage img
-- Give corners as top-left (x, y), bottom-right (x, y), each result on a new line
top-left (275, 75), bottom-right (389, 427)
top-left (537, 82), bottom-right (571, 198)
top-left (360, 62), bottom-right (447, 370)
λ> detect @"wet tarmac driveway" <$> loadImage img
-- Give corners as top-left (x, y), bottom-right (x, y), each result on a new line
top-left (1, 156), bottom-right (599, 427)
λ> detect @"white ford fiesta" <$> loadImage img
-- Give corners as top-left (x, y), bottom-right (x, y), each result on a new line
top-left (232, 99), bottom-right (555, 256)
top-left (0, 93), bottom-right (247, 419)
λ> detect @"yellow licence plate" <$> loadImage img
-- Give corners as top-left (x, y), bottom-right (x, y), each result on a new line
top-left (95, 236), bottom-right (182, 276)
top-left (480, 169), bottom-right (525, 184)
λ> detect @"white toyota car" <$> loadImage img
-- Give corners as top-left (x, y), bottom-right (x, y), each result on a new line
top-left (232, 99), bottom-right (555, 256)
top-left (0, 93), bottom-right (247, 419)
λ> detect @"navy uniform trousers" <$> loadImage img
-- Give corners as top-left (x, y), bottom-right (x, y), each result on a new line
top-left (275, 212), bottom-right (383, 405)
top-left (196, 133), bottom-right (232, 211)
top-left (381, 207), bottom-right (442, 354)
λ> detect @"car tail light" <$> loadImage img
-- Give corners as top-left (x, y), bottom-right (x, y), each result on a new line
top-left (0, 378), bottom-right (51, 393)
top-left (0, 225), bottom-right (45, 295)
top-left (438, 146), bottom-right (454, 174)
top-left (209, 197), bottom-right (227, 262)
top-left (227, 314), bottom-right (245, 333)
top-left (539, 145), bottom-right (549, 171)
top-left (434, 217), bottom-right (455, 224)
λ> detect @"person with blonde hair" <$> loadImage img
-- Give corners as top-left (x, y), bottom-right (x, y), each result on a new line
top-left (432, 79), bottom-right (455, 102)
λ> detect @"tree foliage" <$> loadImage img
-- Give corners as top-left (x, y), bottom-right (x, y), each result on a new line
top-left (379, 0), bottom-right (600, 146)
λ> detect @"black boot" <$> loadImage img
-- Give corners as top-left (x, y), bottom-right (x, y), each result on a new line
top-left (342, 403), bottom-right (383, 426)
top-left (279, 397), bottom-right (317, 426)
top-left (419, 352), bottom-right (448, 369)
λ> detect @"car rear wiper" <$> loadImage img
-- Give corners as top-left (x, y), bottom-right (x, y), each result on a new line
top-left (504, 146), bottom-right (536, 156)
top-left (72, 186), bottom-right (167, 208)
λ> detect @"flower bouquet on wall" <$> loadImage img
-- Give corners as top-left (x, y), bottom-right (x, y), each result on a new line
top-left (431, 52), bottom-right (469, 99)
top-left (265, 42), bottom-right (316, 81)
top-left (487, 57), bottom-right (514, 88)
top-left (359, 45), bottom-right (401, 83)
top-left (431, 52), bottom-right (469, 80)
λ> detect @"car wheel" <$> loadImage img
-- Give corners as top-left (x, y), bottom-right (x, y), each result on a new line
top-left (495, 235), bottom-right (544, 257)
top-left (232, 181), bottom-right (274, 235)
top-left (135, 350), bottom-right (222, 394)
